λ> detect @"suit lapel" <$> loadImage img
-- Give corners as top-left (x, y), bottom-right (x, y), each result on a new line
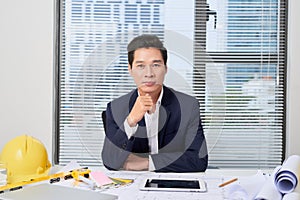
top-left (158, 86), bottom-right (174, 148)
top-left (158, 105), bottom-right (170, 148)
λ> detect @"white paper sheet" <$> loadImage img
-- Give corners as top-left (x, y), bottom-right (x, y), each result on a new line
top-left (57, 160), bottom-right (82, 173)
top-left (225, 171), bottom-right (268, 200)
top-left (254, 166), bottom-right (282, 200)
top-left (282, 192), bottom-right (300, 200)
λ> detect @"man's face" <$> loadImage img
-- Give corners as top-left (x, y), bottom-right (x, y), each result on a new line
top-left (128, 47), bottom-right (167, 95)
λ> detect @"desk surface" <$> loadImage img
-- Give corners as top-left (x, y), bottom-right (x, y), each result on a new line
top-left (34, 165), bottom-right (273, 200)
top-left (97, 169), bottom-right (269, 200)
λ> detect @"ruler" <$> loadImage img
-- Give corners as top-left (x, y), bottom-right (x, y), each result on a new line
top-left (0, 168), bottom-right (91, 192)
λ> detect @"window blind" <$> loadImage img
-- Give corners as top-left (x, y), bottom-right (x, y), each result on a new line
top-left (195, 0), bottom-right (287, 168)
top-left (56, 0), bottom-right (287, 168)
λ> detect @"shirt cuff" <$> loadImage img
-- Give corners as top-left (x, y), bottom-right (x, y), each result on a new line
top-left (124, 118), bottom-right (138, 139)
top-left (148, 155), bottom-right (156, 171)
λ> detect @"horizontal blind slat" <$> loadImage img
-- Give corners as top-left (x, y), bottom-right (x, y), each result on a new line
top-left (57, 0), bottom-right (286, 168)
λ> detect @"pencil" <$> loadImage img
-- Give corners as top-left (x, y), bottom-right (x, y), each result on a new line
top-left (218, 178), bottom-right (238, 187)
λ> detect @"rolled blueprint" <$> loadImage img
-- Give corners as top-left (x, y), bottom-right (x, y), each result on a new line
top-left (275, 155), bottom-right (300, 194)
top-left (255, 166), bottom-right (282, 200)
top-left (282, 177), bottom-right (300, 200)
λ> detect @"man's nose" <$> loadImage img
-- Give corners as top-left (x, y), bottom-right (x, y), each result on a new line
top-left (145, 65), bottom-right (154, 77)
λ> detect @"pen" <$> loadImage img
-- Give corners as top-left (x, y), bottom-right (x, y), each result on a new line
top-left (218, 178), bottom-right (238, 187)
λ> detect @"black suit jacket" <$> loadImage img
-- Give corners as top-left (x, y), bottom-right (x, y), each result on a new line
top-left (101, 86), bottom-right (208, 172)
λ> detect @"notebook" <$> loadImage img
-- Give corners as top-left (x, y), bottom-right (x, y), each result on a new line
top-left (0, 183), bottom-right (118, 200)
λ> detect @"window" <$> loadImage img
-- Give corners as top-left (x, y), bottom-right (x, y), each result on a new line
top-left (55, 0), bottom-right (287, 168)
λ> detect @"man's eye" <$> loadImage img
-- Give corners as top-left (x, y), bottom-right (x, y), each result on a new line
top-left (137, 65), bottom-right (145, 69)
top-left (152, 63), bottom-right (161, 68)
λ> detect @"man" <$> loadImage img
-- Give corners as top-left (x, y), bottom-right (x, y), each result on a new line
top-left (101, 34), bottom-right (208, 172)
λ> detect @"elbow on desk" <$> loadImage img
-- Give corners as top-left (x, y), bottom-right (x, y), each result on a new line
top-left (103, 163), bottom-right (119, 171)
top-left (152, 154), bottom-right (208, 173)
top-left (102, 155), bottom-right (208, 173)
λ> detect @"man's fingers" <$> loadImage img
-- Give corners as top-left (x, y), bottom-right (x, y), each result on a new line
top-left (129, 95), bottom-right (154, 123)
top-left (138, 96), bottom-right (153, 110)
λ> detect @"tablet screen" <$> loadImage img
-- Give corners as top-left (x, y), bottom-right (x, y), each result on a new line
top-left (145, 179), bottom-right (200, 189)
top-left (140, 178), bottom-right (206, 192)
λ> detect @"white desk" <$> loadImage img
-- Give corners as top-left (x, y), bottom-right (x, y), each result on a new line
top-left (31, 165), bottom-right (273, 200)
top-left (1, 160), bottom-right (295, 200)
top-left (97, 169), bottom-right (267, 200)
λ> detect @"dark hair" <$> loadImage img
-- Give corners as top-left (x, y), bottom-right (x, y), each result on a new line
top-left (127, 34), bottom-right (168, 67)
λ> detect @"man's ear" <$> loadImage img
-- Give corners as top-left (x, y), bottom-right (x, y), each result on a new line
top-left (128, 64), bottom-right (132, 76)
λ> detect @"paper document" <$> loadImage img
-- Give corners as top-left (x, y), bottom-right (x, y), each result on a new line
top-left (225, 170), bottom-right (268, 199)
top-left (90, 171), bottom-right (114, 187)
top-left (254, 155), bottom-right (300, 200)
top-left (254, 167), bottom-right (282, 200)
top-left (57, 160), bottom-right (82, 173)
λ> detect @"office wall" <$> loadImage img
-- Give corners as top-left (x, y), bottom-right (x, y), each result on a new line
top-left (286, 0), bottom-right (300, 157)
top-left (0, 0), bottom-right (298, 165)
top-left (0, 0), bottom-right (54, 158)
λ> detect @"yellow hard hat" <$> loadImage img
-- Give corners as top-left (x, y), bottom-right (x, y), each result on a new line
top-left (0, 135), bottom-right (51, 184)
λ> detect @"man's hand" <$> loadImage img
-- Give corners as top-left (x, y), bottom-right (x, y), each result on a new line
top-left (123, 153), bottom-right (149, 171)
top-left (127, 94), bottom-right (153, 127)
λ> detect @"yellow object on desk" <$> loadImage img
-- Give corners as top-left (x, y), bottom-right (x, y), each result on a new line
top-left (0, 168), bottom-right (91, 192)
top-left (109, 177), bottom-right (134, 185)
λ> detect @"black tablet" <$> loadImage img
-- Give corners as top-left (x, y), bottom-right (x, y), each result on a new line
top-left (140, 177), bottom-right (207, 192)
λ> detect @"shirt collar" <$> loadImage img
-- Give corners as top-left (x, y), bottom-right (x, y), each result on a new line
top-left (157, 86), bottom-right (163, 106)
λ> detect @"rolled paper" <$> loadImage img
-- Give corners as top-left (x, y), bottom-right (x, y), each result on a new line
top-left (275, 155), bottom-right (300, 194)
top-left (255, 166), bottom-right (282, 200)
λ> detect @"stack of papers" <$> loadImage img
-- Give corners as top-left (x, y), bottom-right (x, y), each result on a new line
top-left (256, 155), bottom-right (300, 200)
top-left (54, 160), bottom-right (133, 189)
top-left (225, 155), bottom-right (300, 200)
top-left (90, 171), bottom-right (115, 187)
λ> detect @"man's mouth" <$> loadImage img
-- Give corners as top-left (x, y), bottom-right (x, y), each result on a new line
top-left (143, 82), bottom-right (156, 87)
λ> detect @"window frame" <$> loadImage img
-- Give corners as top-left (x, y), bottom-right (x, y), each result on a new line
top-left (54, 0), bottom-right (288, 168)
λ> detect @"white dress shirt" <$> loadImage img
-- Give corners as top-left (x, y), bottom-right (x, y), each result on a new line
top-left (123, 88), bottom-right (163, 170)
